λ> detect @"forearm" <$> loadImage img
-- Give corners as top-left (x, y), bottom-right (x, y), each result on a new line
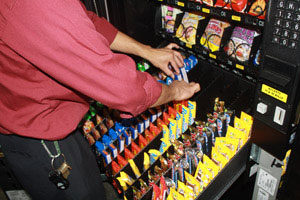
top-left (110, 31), bottom-right (151, 59)
top-left (150, 84), bottom-right (175, 108)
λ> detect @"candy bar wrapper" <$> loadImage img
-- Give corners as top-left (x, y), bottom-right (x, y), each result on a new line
top-left (169, 118), bottom-right (177, 141)
top-left (157, 118), bottom-right (167, 131)
top-left (85, 133), bottom-right (96, 146)
top-left (182, 105), bottom-right (189, 133)
top-left (163, 112), bottom-right (171, 125)
top-left (118, 135), bottom-right (125, 153)
top-left (117, 177), bottom-right (128, 191)
top-left (83, 120), bottom-right (95, 134)
top-left (142, 114), bottom-right (150, 129)
top-left (149, 149), bottom-right (161, 165)
top-left (149, 108), bottom-right (157, 122)
top-left (152, 184), bottom-right (161, 200)
top-left (91, 128), bottom-right (101, 141)
top-left (249, 0), bottom-right (267, 19)
top-left (161, 5), bottom-right (182, 33)
top-left (150, 123), bottom-right (160, 136)
top-left (108, 144), bottom-right (118, 159)
top-left (202, 0), bottom-right (214, 6)
top-left (159, 138), bottom-right (170, 154)
top-left (180, 67), bottom-right (189, 83)
top-left (131, 141), bottom-right (141, 155)
top-left (145, 129), bottom-right (154, 142)
top-left (139, 134), bottom-right (148, 149)
top-left (137, 119), bottom-right (145, 133)
top-left (176, 113), bottom-right (183, 139)
top-left (162, 124), bottom-right (170, 141)
top-left (129, 159), bottom-right (141, 178)
top-left (144, 152), bottom-right (150, 171)
top-left (117, 155), bottom-right (128, 168)
top-left (188, 101), bottom-right (196, 125)
top-left (124, 147), bottom-right (135, 160)
top-left (160, 176), bottom-right (168, 200)
top-left (129, 126), bottom-right (138, 140)
top-left (112, 161), bottom-right (121, 175)
top-left (123, 130), bottom-right (131, 146)
top-left (120, 171), bottom-right (135, 186)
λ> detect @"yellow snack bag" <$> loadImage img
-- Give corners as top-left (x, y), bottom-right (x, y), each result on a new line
top-left (234, 117), bottom-right (251, 139)
top-left (185, 171), bottom-right (201, 197)
top-left (203, 154), bottom-right (220, 178)
top-left (177, 181), bottom-right (193, 200)
top-left (129, 159), bottom-right (141, 178)
top-left (215, 137), bottom-right (239, 153)
top-left (149, 149), bottom-right (161, 164)
top-left (159, 137), bottom-right (171, 154)
top-left (211, 147), bottom-right (228, 169)
top-left (194, 160), bottom-right (211, 189)
top-left (240, 111), bottom-right (253, 126)
top-left (226, 125), bottom-right (246, 148)
top-left (215, 140), bottom-right (234, 161)
top-left (170, 187), bottom-right (185, 200)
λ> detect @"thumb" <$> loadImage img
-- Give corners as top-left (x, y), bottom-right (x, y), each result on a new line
top-left (189, 82), bottom-right (200, 93)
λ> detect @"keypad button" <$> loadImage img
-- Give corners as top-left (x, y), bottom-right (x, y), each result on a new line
top-left (282, 29), bottom-right (290, 38)
top-left (288, 40), bottom-right (297, 49)
top-left (274, 27), bottom-right (282, 35)
top-left (285, 12), bottom-right (294, 20)
top-left (283, 20), bottom-right (292, 29)
top-left (280, 38), bottom-right (289, 46)
top-left (275, 18), bottom-right (283, 27)
top-left (291, 32), bottom-right (299, 40)
top-left (295, 14), bottom-right (300, 21)
top-left (293, 22), bottom-right (300, 31)
top-left (277, 0), bottom-right (285, 9)
top-left (272, 36), bottom-right (280, 44)
top-left (277, 10), bottom-right (285, 18)
top-left (287, 1), bottom-right (296, 10)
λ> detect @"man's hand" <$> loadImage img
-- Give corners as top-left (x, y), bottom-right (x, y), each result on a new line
top-left (144, 43), bottom-right (184, 79)
top-left (151, 80), bottom-right (201, 108)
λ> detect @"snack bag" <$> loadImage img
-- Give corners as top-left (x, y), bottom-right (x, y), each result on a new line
top-left (249, 0), bottom-right (267, 19)
top-left (129, 159), bottom-right (141, 178)
top-left (144, 152), bottom-right (150, 171)
top-left (185, 171), bottom-right (201, 197)
top-left (161, 5), bottom-right (182, 33)
top-left (225, 27), bottom-right (257, 62)
top-left (200, 19), bottom-right (230, 52)
top-left (211, 147), bottom-right (228, 169)
top-left (152, 184), bottom-right (161, 200)
top-left (176, 12), bottom-right (205, 45)
top-left (202, 0), bottom-right (214, 6)
top-left (177, 181), bottom-right (194, 200)
top-left (120, 171), bottom-right (135, 186)
top-left (203, 154), bottom-right (220, 178)
top-left (231, 0), bottom-right (248, 12)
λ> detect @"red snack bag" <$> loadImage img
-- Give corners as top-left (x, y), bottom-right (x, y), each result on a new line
top-left (173, 101), bottom-right (183, 113)
top-left (139, 134), bottom-right (148, 149)
top-left (111, 161), bottom-right (121, 174)
top-left (124, 147), bottom-right (134, 160)
top-left (131, 141), bottom-right (141, 155)
top-left (150, 123), bottom-right (160, 136)
top-left (117, 155), bottom-right (128, 168)
top-left (152, 184), bottom-right (161, 200)
top-left (248, 0), bottom-right (267, 19)
top-left (231, 0), bottom-right (248, 12)
top-left (215, 0), bottom-right (231, 9)
top-left (160, 176), bottom-right (168, 200)
top-left (163, 112), bottom-right (170, 125)
top-left (85, 133), bottom-right (95, 146)
top-left (145, 129), bottom-right (154, 142)
top-left (168, 106), bottom-right (177, 119)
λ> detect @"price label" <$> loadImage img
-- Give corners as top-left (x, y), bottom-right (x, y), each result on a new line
top-left (232, 15), bottom-right (241, 21)
top-left (257, 188), bottom-right (269, 200)
top-left (209, 53), bottom-right (216, 59)
top-left (158, 0), bottom-right (163, 1)
top-left (186, 43), bottom-right (192, 48)
top-left (236, 64), bottom-right (244, 70)
top-left (257, 168), bottom-right (278, 196)
top-left (177, 1), bottom-right (185, 7)
top-left (202, 8), bottom-right (210, 13)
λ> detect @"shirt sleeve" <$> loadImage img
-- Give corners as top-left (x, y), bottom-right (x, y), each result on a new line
top-left (79, 2), bottom-right (118, 45)
top-left (3, 0), bottom-right (162, 117)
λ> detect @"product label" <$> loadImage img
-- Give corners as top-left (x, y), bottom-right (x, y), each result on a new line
top-left (236, 64), bottom-right (244, 70)
top-left (257, 168), bottom-right (278, 196)
top-left (261, 84), bottom-right (288, 103)
top-left (232, 15), bottom-right (241, 21)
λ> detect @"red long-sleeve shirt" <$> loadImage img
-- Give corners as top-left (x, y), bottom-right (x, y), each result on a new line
top-left (0, 0), bottom-right (162, 140)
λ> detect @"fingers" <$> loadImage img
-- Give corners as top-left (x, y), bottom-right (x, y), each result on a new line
top-left (189, 82), bottom-right (201, 93)
top-left (166, 43), bottom-right (180, 49)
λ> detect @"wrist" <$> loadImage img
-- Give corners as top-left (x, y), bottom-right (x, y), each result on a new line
top-left (140, 45), bottom-right (153, 61)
